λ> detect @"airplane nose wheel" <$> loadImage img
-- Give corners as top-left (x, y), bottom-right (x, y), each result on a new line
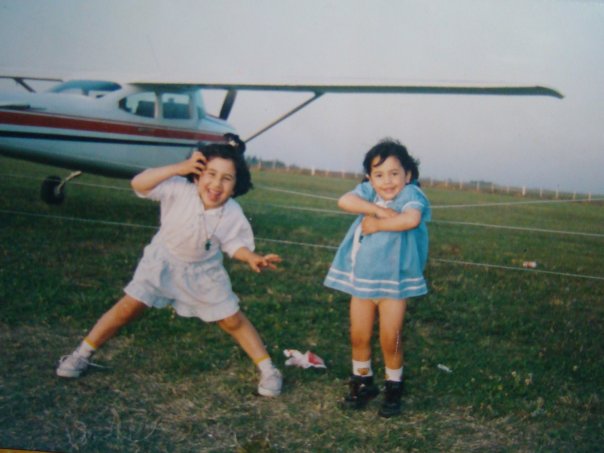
top-left (40, 171), bottom-right (82, 205)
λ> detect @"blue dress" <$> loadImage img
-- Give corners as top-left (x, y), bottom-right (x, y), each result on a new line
top-left (324, 181), bottom-right (431, 300)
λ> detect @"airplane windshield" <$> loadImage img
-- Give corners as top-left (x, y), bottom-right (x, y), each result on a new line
top-left (49, 80), bottom-right (121, 98)
top-left (118, 91), bottom-right (195, 120)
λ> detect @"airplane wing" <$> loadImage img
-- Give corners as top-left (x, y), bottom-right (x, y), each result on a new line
top-left (135, 81), bottom-right (563, 99)
top-left (2, 72), bottom-right (563, 98)
top-left (204, 83), bottom-right (564, 98)
top-left (133, 80), bottom-right (563, 141)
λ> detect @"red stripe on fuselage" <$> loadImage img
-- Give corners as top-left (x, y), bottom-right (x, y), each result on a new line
top-left (0, 110), bottom-right (225, 142)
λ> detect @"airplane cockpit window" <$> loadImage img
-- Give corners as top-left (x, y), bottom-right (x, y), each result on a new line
top-left (50, 80), bottom-right (121, 98)
top-left (160, 93), bottom-right (192, 120)
top-left (119, 92), bottom-right (157, 118)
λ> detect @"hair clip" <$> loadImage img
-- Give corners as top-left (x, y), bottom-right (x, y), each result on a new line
top-left (226, 136), bottom-right (238, 147)
top-left (223, 133), bottom-right (246, 153)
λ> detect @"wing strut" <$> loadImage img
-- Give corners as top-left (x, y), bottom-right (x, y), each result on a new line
top-left (14, 78), bottom-right (35, 93)
top-left (244, 92), bottom-right (324, 143)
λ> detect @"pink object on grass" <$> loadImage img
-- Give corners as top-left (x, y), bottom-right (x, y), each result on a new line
top-left (284, 349), bottom-right (326, 369)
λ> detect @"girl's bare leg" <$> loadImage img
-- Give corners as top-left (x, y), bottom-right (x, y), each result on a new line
top-left (217, 311), bottom-right (269, 361)
top-left (86, 294), bottom-right (148, 347)
top-left (350, 297), bottom-right (377, 362)
top-left (377, 298), bottom-right (407, 370)
top-left (57, 294), bottom-right (148, 378)
top-left (218, 310), bottom-right (282, 397)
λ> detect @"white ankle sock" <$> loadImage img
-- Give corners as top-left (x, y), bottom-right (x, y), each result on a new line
top-left (256, 357), bottom-right (275, 375)
top-left (385, 366), bottom-right (403, 382)
top-left (75, 339), bottom-right (96, 358)
top-left (353, 360), bottom-right (373, 377)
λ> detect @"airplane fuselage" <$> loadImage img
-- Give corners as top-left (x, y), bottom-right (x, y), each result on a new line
top-left (0, 81), bottom-right (235, 178)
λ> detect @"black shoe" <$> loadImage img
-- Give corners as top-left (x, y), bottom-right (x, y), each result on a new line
top-left (379, 380), bottom-right (404, 418)
top-left (342, 375), bottom-right (380, 409)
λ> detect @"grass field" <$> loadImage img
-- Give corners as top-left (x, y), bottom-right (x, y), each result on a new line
top-left (1, 156), bottom-right (603, 453)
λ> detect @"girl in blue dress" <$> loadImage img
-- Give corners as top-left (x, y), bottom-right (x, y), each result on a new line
top-left (324, 138), bottom-right (430, 417)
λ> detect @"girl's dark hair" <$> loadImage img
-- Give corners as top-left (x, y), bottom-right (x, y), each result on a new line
top-left (362, 138), bottom-right (420, 182)
top-left (189, 133), bottom-right (253, 197)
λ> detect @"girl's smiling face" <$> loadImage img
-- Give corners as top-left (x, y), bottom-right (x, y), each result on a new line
top-left (368, 155), bottom-right (411, 201)
top-left (196, 157), bottom-right (236, 209)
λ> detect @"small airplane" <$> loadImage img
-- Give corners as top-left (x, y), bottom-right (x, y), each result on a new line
top-left (0, 75), bottom-right (563, 204)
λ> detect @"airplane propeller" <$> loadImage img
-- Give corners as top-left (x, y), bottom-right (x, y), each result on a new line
top-left (219, 89), bottom-right (237, 120)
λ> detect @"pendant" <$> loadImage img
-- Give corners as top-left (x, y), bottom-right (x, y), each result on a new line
top-left (205, 240), bottom-right (211, 251)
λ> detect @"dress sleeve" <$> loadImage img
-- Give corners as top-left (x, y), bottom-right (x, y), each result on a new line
top-left (400, 185), bottom-right (431, 221)
top-left (351, 181), bottom-right (375, 201)
top-left (218, 200), bottom-right (255, 257)
top-left (134, 176), bottom-right (186, 202)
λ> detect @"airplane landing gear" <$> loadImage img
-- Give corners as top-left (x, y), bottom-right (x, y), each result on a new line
top-left (41, 176), bottom-right (64, 204)
top-left (40, 171), bottom-right (82, 205)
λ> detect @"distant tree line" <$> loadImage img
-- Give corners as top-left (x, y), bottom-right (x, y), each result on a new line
top-left (246, 156), bottom-right (289, 169)
top-left (246, 157), bottom-right (599, 199)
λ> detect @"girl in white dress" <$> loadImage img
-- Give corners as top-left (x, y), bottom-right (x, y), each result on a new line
top-left (57, 134), bottom-right (283, 397)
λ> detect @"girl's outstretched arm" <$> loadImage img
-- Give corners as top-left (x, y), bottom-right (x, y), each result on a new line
top-left (361, 208), bottom-right (421, 235)
top-left (131, 151), bottom-right (206, 196)
top-left (233, 247), bottom-right (282, 273)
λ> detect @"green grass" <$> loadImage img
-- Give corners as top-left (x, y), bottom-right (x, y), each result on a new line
top-left (1, 156), bottom-right (603, 452)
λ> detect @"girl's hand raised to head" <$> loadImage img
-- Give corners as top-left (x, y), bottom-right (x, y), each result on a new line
top-left (180, 151), bottom-right (207, 177)
top-left (132, 151), bottom-right (206, 195)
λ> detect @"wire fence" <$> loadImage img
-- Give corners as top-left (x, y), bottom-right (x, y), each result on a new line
top-left (250, 161), bottom-right (600, 201)
top-left (1, 166), bottom-right (603, 282)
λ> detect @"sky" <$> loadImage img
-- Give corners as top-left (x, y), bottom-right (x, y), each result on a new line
top-left (1, 0), bottom-right (603, 194)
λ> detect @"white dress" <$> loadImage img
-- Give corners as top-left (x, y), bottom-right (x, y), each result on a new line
top-left (124, 177), bottom-right (254, 322)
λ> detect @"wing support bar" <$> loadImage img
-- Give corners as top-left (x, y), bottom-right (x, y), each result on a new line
top-left (14, 78), bottom-right (35, 93)
top-left (244, 92), bottom-right (324, 143)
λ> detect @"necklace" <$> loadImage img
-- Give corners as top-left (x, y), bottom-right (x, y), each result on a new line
top-left (200, 206), bottom-right (225, 251)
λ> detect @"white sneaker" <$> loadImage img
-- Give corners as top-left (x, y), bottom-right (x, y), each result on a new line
top-left (56, 352), bottom-right (103, 378)
top-left (258, 367), bottom-right (282, 397)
